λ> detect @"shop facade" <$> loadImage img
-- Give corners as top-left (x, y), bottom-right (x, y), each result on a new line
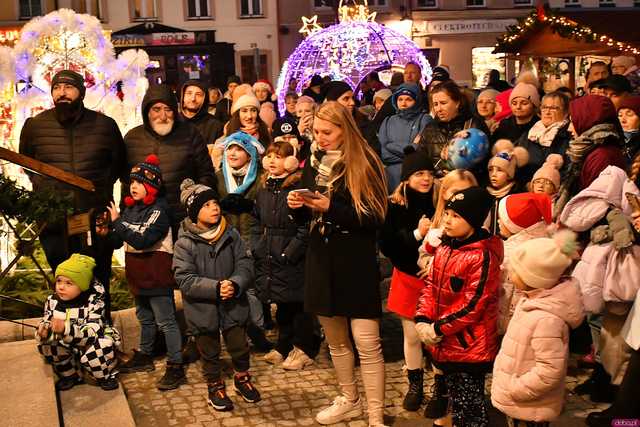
top-left (111, 23), bottom-right (235, 91)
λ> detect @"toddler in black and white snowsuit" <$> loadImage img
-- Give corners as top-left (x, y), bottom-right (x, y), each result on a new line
top-left (36, 253), bottom-right (121, 391)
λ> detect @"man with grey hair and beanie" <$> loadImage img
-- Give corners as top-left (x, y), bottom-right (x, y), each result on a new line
top-left (19, 69), bottom-right (126, 320)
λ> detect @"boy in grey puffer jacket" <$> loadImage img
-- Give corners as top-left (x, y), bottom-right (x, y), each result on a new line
top-left (173, 179), bottom-right (260, 412)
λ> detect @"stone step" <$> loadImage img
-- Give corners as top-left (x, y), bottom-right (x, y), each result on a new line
top-left (59, 381), bottom-right (135, 427)
top-left (0, 339), bottom-right (58, 427)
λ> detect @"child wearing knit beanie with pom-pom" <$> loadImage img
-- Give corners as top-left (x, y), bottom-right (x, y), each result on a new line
top-left (530, 153), bottom-right (564, 198)
top-left (492, 229), bottom-right (585, 426)
top-left (107, 154), bottom-right (186, 391)
top-left (485, 139), bottom-right (529, 234)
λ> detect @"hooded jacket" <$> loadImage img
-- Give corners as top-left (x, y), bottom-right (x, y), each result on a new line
top-left (379, 83), bottom-right (433, 191)
top-left (491, 279), bottom-right (584, 422)
top-left (122, 85), bottom-right (217, 226)
top-left (19, 102), bottom-right (125, 214)
top-left (179, 79), bottom-right (224, 145)
top-left (172, 220), bottom-right (254, 334)
top-left (415, 230), bottom-right (503, 369)
top-left (560, 166), bottom-right (640, 313)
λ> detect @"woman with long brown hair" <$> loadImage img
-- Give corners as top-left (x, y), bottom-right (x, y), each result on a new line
top-left (287, 101), bottom-right (388, 426)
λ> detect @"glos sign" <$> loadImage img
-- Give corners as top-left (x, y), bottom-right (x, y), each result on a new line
top-left (112, 32), bottom-right (195, 47)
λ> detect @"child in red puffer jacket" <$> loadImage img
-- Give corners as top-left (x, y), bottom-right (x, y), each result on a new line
top-left (415, 186), bottom-right (503, 427)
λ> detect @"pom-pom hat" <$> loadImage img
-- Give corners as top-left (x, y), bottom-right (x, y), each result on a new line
top-left (180, 179), bottom-right (218, 224)
top-left (510, 229), bottom-right (579, 289)
top-left (498, 192), bottom-right (552, 234)
top-left (532, 154), bottom-right (564, 190)
top-left (489, 139), bottom-right (529, 179)
top-left (126, 154), bottom-right (163, 206)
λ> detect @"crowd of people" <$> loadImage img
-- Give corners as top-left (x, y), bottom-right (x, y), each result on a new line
top-left (19, 53), bottom-right (640, 427)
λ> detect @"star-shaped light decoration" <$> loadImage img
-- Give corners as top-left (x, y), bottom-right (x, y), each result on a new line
top-left (299, 15), bottom-right (322, 37)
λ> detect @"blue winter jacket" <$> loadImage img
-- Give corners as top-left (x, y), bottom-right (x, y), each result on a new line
top-left (379, 83), bottom-right (433, 192)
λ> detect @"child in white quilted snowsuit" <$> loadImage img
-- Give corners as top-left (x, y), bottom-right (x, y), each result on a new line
top-left (36, 254), bottom-right (121, 391)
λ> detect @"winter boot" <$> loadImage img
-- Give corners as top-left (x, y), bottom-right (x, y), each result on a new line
top-left (403, 368), bottom-right (424, 411)
top-left (55, 374), bottom-right (84, 391)
top-left (207, 380), bottom-right (233, 411)
top-left (234, 372), bottom-right (261, 403)
top-left (574, 363), bottom-right (617, 403)
top-left (182, 336), bottom-right (201, 364)
top-left (118, 349), bottom-right (155, 373)
top-left (424, 374), bottom-right (449, 419)
top-left (156, 362), bottom-right (187, 390)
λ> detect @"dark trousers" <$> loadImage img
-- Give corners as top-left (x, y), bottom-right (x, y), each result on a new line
top-left (275, 302), bottom-right (321, 358)
top-left (195, 326), bottom-right (250, 383)
top-left (445, 371), bottom-right (489, 427)
top-left (39, 227), bottom-right (113, 320)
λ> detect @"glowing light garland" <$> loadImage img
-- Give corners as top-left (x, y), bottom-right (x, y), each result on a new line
top-left (277, 0), bottom-right (431, 113)
top-left (495, 6), bottom-right (640, 56)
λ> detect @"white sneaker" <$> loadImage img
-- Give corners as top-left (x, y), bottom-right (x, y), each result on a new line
top-left (315, 396), bottom-right (363, 425)
top-left (263, 349), bottom-right (284, 365)
top-left (282, 347), bottom-right (314, 370)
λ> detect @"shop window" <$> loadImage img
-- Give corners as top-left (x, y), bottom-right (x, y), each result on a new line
top-left (178, 54), bottom-right (211, 86)
top-left (598, 0), bottom-right (615, 6)
top-left (19, 0), bottom-right (42, 19)
top-left (466, 0), bottom-right (485, 7)
top-left (416, 0), bottom-right (437, 8)
top-left (75, 0), bottom-right (104, 20)
top-left (132, 0), bottom-right (158, 21)
top-left (472, 47), bottom-right (506, 89)
top-left (240, 0), bottom-right (263, 17)
top-left (240, 53), bottom-right (268, 84)
top-left (313, 0), bottom-right (336, 9)
top-left (187, 0), bottom-right (211, 18)
top-left (564, 0), bottom-right (581, 7)
top-left (513, 0), bottom-right (533, 6)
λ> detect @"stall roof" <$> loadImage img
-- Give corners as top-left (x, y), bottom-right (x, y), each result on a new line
top-left (494, 7), bottom-right (640, 58)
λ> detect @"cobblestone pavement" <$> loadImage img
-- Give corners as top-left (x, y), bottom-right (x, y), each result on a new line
top-left (121, 281), bottom-right (608, 427)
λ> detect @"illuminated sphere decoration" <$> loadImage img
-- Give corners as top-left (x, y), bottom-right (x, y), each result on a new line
top-left (276, 0), bottom-right (432, 113)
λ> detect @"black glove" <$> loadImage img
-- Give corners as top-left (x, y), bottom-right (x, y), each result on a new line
top-left (219, 193), bottom-right (254, 214)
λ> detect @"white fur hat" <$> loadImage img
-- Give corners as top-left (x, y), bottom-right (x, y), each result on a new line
top-left (231, 94), bottom-right (260, 115)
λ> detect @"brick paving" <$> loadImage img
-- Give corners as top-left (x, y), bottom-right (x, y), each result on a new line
top-left (121, 280), bottom-right (608, 426)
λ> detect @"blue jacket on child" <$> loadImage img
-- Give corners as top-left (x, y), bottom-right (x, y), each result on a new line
top-left (379, 83), bottom-right (433, 192)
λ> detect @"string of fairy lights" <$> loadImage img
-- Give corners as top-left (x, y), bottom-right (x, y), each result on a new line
top-left (495, 6), bottom-right (640, 55)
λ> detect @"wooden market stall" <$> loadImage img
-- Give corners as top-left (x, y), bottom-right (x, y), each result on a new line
top-left (493, 6), bottom-right (640, 92)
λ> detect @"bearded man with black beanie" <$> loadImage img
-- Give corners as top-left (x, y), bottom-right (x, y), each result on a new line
top-left (19, 69), bottom-right (126, 321)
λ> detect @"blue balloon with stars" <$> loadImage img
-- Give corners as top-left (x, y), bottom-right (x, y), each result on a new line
top-left (446, 128), bottom-right (490, 170)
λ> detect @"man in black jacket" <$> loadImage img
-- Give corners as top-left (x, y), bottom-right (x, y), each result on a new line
top-left (122, 84), bottom-right (217, 235)
top-left (179, 79), bottom-right (224, 145)
top-left (214, 75), bottom-right (241, 123)
top-left (19, 69), bottom-right (126, 318)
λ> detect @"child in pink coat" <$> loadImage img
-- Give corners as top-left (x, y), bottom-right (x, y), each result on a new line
top-left (491, 230), bottom-right (585, 426)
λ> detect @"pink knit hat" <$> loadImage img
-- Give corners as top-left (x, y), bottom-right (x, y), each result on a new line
top-left (296, 95), bottom-right (316, 106)
top-left (488, 139), bottom-right (529, 179)
top-left (532, 154), bottom-right (564, 190)
top-left (509, 82), bottom-right (540, 108)
top-left (510, 229), bottom-right (579, 289)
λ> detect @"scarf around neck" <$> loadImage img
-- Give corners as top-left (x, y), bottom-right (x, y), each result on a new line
top-left (240, 124), bottom-right (259, 138)
top-left (487, 181), bottom-right (515, 199)
top-left (309, 142), bottom-right (342, 190)
top-left (566, 123), bottom-right (619, 164)
top-left (528, 119), bottom-right (568, 147)
top-left (188, 216), bottom-right (227, 244)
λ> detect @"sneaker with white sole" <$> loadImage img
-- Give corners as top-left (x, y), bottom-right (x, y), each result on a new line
top-left (263, 349), bottom-right (284, 365)
top-left (315, 395), bottom-right (363, 425)
top-left (282, 347), bottom-right (314, 370)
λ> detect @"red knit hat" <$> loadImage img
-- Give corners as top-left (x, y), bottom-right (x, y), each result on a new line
top-left (125, 154), bottom-right (162, 207)
top-left (498, 192), bottom-right (552, 234)
top-left (617, 96), bottom-right (640, 117)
